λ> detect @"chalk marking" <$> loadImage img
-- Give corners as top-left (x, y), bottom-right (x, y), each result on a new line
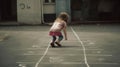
top-left (71, 27), bottom-right (90, 67)
top-left (87, 54), bottom-right (112, 56)
top-left (16, 62), bottom-right (118, 65)
top-left (61, 62), bottom-right (118, 65)
top-left (16, 62), bottom-right (35, 64)
top-left (35, 42), bottom-right (50, 67)
top-left (19, 53), bottom-right (112, 57)
top-left (16, 48), bottom-right (103, 51)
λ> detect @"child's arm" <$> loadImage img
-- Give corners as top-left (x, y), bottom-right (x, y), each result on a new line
top-left (63, 26), bottom-right (67, 40)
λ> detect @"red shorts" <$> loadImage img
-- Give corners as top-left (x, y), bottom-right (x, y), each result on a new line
top-left (49, 31), bottom-right (62, 36)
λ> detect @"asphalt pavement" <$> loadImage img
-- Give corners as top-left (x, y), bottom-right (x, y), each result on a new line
top-left (0, 24), bottom-right (120, 67)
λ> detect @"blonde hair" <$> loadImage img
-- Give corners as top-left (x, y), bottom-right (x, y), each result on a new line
top-left (56, 12), bottom-right (69, 22)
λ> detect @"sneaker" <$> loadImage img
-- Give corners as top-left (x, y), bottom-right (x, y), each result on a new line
top-left (50, 43), bottom-right (55, 47)
top-left (55, 42), bottom-right (62, 47)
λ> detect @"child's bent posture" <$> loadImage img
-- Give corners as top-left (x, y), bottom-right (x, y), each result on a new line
top-left (49, 12), bottom-right (69, 47)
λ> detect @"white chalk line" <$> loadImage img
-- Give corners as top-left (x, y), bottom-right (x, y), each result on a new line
top-left (15, 47), bottom-right (103, 51)
top-left (19, 53), bottom-right (112, 56)
top-left (16, 61), bottom-right (118, 65)
top-left (16, 62), bottom-right (35, 64)
top-left (71, 27), bottom-right (90, 67)
top-left (61, 62), bottom-right (118, 65)
top-left (34, 42), bottom-right (50, 67)
top-left (18, 53), bottom-right (113, 57)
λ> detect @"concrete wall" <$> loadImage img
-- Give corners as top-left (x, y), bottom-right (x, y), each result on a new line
top-left (43, 4), bottom-right (55, 14)
top-left (17, 0), bottom-right (42, 24)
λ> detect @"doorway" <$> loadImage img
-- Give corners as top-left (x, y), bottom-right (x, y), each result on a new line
top-left (0, 0), bottom-right (17, 22)
top-left (56, 0), bottom-right (71, 18)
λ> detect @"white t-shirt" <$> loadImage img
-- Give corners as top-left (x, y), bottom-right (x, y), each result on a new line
top-left (50, 21), bottom-right (66, 32)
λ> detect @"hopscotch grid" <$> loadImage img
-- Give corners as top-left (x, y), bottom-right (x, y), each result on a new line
top-left (71, 27), bottom-right (90, 67)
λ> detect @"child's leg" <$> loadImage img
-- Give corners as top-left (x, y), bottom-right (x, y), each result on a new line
top-left (52, 36), bottom-right (56, 43)
top-left (57, 35), bottom-right (63, 43)
top-left (55, 35), bottom-right (63, 47)
top-left (50, 36), bottom-right (56, 47)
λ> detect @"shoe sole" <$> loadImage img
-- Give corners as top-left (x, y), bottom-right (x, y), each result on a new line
top-left (55, 42), bottom-right (62, 47)
top-left (50, 43), bottom-right (55, 47)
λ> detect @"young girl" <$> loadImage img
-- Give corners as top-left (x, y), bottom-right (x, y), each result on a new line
top-left (49, 12), bottom-right (69, 47)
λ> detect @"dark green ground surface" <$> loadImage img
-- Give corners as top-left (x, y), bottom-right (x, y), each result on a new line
top-left (0, 24), bottom-right (120, 67)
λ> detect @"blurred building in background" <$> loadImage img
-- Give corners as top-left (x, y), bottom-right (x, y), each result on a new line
top-left (0, 0), bottom-right (120, 24)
